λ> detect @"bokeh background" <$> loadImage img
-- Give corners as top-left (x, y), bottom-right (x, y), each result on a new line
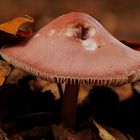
top-left (0, 0), bottom-right (140, 41)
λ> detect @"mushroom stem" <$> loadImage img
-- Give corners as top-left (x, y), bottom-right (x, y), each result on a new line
top-left (57, 83), bottom-right (64, 100)
top-left (60, 81), bottom-right (79, 129)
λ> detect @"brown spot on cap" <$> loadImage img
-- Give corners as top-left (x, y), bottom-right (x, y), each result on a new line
top-left (74, 23), bottom-right (89, 40)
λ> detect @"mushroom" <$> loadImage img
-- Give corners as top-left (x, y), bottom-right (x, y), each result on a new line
top-left (1, 12), bottom-right (140, 130)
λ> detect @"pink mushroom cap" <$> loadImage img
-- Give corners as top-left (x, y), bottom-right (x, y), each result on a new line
top-left (1, 12), bottom-right (140, 86)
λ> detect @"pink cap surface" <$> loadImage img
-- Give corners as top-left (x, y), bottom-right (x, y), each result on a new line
top-left (1, 12), bottom-right (140, 85)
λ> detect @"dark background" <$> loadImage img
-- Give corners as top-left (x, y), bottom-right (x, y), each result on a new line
top-left (0, 0), bottom-right (140, 41)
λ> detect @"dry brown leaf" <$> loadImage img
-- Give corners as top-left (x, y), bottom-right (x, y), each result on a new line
top-left (0, 16), bottom-right (34, 47)
top-left (121, 40), bottom-right (140, 51)
top-left (133, 81), bottom-right (140, 94)
top-left (112, 83), bottom-right (133, 101)
top-left (104, 127), bottom-right (134, 140)
top-left (52, 124), bottom-right (93, 140)
top-left (78, 83), bottom-right (92, 104)
top-left (0, 60), bottom-right (11, 86)
top-left (94, 121), bottom-right (116, 140)
top-left (29, 78), bottom-right (62, 100)
top-left (0, 16), bottom-right (34, 35)
top-left (0, 77), bottom-right (5, 86)
top-left (0, 129), bottom-right (9, 140)
top-left (94, 120), bottom-right (133, 140)
top-left (6, 68), bottom-right (28, 84)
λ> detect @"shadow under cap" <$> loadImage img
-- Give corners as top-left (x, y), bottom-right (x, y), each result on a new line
top-left (1, 12), bottom-right (140, 86)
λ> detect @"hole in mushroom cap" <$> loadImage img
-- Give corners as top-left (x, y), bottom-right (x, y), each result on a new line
top-left (73, 20), bottom-right (96, 41)
top-left (65, 19), bottom-right (96, 40)
top-left (65, 19), bottom-right (97, 51)
top-left (74, 24), bottom-right (89, 40)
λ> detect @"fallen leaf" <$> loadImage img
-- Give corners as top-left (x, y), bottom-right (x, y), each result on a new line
top-left (17, 29), bottom-right (33, 38)
top-left (0, 16), bottom-right (34, 35)
top-left (0, 77), bottom-right (5, 86)
top-left (52, 124), bottom-right (93, 140)
top-left (6, 68), bottom-right (28, 84)
top-left (94, 121), bottom-right (116, 140)
top-left (112, 83), bottom-right (133, 101)
top-left (94, 120), bottom-right (134, 140)
top-left (9, 135), bottom-right (23, 140)
top-left (0, 60), bottom-right (11, 86)
top-left (104, 127), bottom-right (134, 140)
top-left (78, 83), bottom-right (92, 104)
top-left (121, 40), bottom-right (140, 51)
top-left (0, 129), bottom-right (9, 140)
top-left (133, 81), bottom-right (140, 94)
top-left (0, 16), bottom-right (34, 47)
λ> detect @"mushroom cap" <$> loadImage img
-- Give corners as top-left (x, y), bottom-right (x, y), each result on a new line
top-left (1, 12), bottom-right (140, 86)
